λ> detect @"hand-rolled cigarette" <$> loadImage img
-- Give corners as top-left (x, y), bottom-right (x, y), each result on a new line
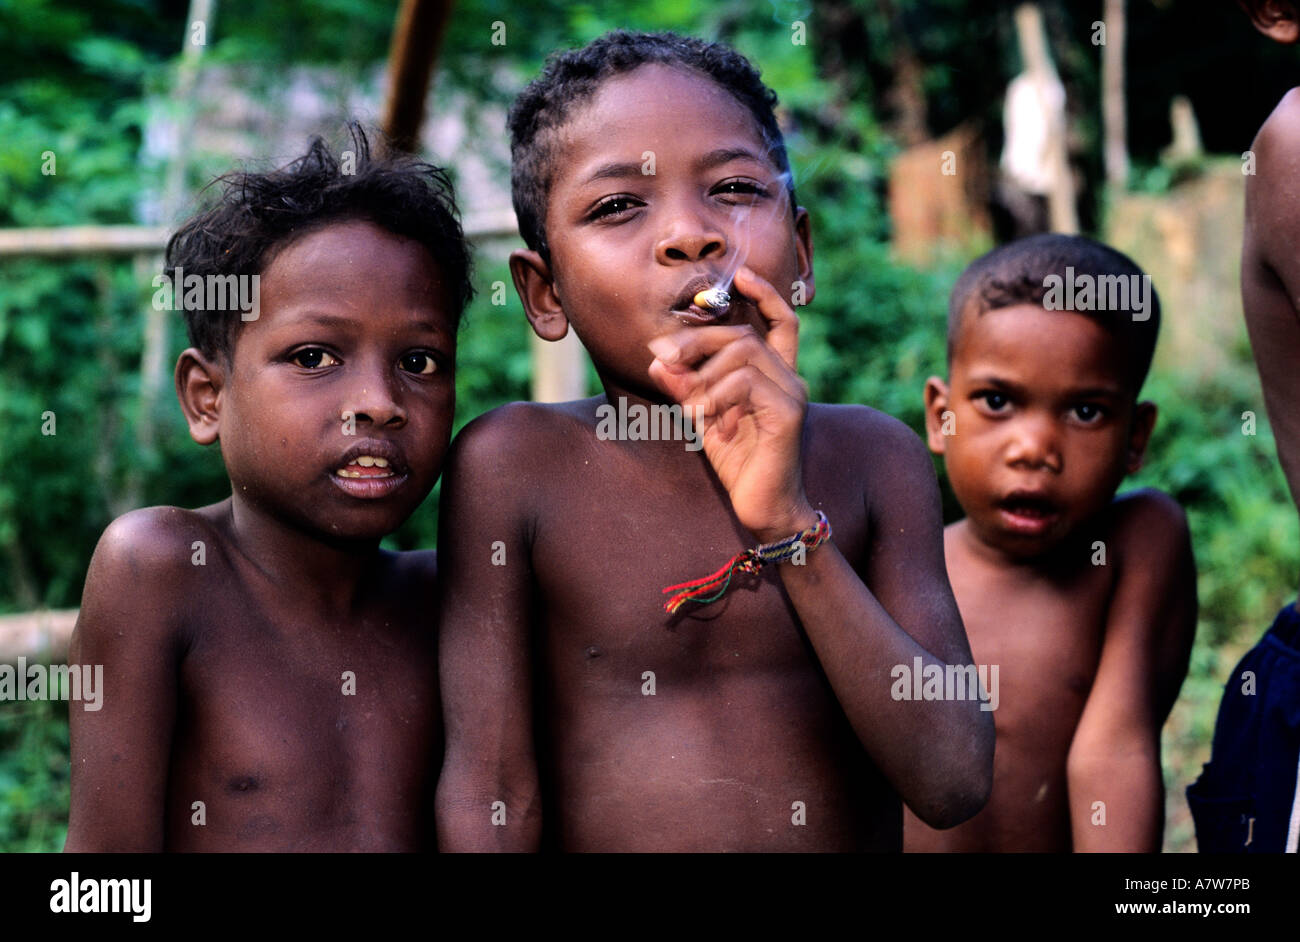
top-left (693, 287), bottom-right (730, 310)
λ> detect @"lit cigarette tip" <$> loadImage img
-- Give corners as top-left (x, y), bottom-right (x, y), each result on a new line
top-left (694, 288), bottom-right (730, 310)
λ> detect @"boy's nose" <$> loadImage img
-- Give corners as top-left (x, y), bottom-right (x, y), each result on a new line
top-left (655, 215), bottom-right (727, 264)
top-left (1004, 416), bottom-right (1062, 472)
top-left (345, 366), bottom-right (407, 429)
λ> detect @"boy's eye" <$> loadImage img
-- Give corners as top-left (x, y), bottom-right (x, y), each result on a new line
top-left (975, 391), bottom-right (1010, 412)
top-left (713, 178), bottom-right (767, 201)
top-left (589, 195), bottom-right (642, 220)
top-left (399, 352), bottom-right (437, 375)
top-left (292, 348), bottom-right (339, 369)
top-left (1071, 403), bottom-right (1106, 423)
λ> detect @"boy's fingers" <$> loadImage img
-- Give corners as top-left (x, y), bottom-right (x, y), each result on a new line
top-left (647, 355), bottom-right (697, 403)
top-left (684, 330), bottom-right (805, 403)
top-left (649, 326), bottom-right (802, 402)
top-left (732, 266), bottom-right (799, 369)
top-left (649, 325), bottom-right (752, 368)
top-left (684, 364), bottom-right (802, 435)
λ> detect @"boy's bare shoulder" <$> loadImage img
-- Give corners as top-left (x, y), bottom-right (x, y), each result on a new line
top-left (1248, 88), bottom-right (1300, 242)
top-left (76, 505), bottom-right (227, 647)
top-left (449, 399), bottom-right (596, 464)
top-left (1253, 87), bottom-right (1300, 157)
top-left (806, 402), bottom-right (933, 482)
top-left (1107, 488), bottom-right (1191, 561)
top-left (443, 397), bottom-right (609, 504)
top-left (89, 505), bottom-right (226, 581)
top-left (808, 401), bottom-right (924, 449)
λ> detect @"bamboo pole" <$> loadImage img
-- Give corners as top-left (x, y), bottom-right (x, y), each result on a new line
top-left (0, 610), bottom-right (78, 663)
top-left (0, 225), bottom-right (172, 256)
top-left (0, 213), bottom-right (518, 258)
top-left (382, 0), bottom-right (455, 152)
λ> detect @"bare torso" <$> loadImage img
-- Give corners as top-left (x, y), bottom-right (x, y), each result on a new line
top-left (904, 519), bottom-right (1112, 851)
top-left (525, 402), bottom-right (902, 851)
top-left (66, 502), bottom-right (440, 851)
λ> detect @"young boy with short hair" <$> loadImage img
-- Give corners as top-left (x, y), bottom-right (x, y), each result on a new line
top-left (907, 234), bottom-right (1197, 852)
top-left (1187, 0), bottom-right (1300, 853)
top-left (436, 30), bottom-right (994, 852)
top-left (64, 129), bottom-right (472, 851)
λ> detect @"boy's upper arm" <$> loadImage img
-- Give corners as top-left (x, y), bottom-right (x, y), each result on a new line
top-left (1067, 492), bottom-right (1197, 845)
top-left (436, 405), bottom-right (542, 849)
top-left (852, 409), bottom-right (974, 666)
top-left (1073, 491), bottom-right (1197, 747)
top-left (1249, 89), bottom-right (1300, 298)
top-left (65, 509), bottom-right (188, 852)
top-left (1243, 93), bottom-right (1300, 503)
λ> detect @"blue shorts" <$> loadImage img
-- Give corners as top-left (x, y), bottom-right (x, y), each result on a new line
top-left (1187, 603), bottom-right (1300, 852)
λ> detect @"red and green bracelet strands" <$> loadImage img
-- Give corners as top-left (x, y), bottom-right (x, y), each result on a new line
top-left (661, 510), bottom-right (832, 614)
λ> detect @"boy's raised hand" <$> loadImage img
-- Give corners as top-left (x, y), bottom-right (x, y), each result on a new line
top-left (647, 266), bottom-right (816, 542)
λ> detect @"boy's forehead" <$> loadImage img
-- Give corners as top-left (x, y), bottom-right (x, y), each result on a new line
top-left (553, 64), bottom-right (777, 187)
top-left (252, 221), bottom-right (453, 329)
top-left (263, 222), bottom-right (439, 293)
top-left (952, 303), bottom-right (1131, 388)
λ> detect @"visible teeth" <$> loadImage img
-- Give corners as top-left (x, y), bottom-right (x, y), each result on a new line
top-left (336, 467), bottom-right (394, 479)
top-left (335, 455), bottom-right (395, 478)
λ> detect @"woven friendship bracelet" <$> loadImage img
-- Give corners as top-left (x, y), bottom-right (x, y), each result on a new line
top-left (661, 511), bottom-right (832, 614)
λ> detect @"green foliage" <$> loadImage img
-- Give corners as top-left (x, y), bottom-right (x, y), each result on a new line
top-left (0, 692), bottom-right (69, 852)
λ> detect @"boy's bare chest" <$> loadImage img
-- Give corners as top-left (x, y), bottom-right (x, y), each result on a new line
top-left (167, 576), bottom-right (437, 846)
top-left (953, 562), bottom-right (1111, 730)
top-left (527, 452), bottom-right (867, 673)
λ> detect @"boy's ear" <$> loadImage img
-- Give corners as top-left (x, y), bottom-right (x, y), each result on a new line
top-left (793, 206), bottom-right (815, 307)
top-left (1241, 0), bottom-right (1300, 42)
top-left (510, 248), bottom-right (570, 341)
top-left (175, 347), bottom-right (224, 446)
top-left (923, 376), bottom-right (951, 455)
top-left (1124, 400), bottom-right (1158, 474)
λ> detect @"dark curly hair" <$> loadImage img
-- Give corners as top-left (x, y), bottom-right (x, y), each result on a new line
top-left (948, 233), bottom-right (1161, 394)
top-left (507, 30), bottom-right (796, 263)
top-left (165, 124), bottom-right (474, 360)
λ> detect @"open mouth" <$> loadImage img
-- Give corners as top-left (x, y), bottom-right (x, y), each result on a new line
top-left (330, 442), bottom-right (410, 499)
top-left (336, 455), bottom-right (393, 479)
top-left (995, 493), bottom-right (1062, 534)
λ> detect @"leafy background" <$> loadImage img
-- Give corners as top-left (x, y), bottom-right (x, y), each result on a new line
top-left (1, 0), bottom-right (1296, 852)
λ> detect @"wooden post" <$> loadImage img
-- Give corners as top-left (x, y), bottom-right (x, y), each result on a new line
top-left (382, 0), bottom-right (455, 152)
top-left (530, 332), bottom-right (589, 403)
top-left (1102, 0), bottom-right (1129, 188)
